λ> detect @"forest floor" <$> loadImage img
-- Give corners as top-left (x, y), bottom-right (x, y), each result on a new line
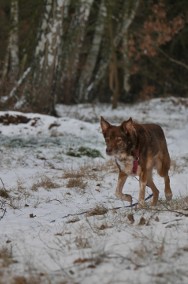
top-left (0, 97), bottom-right (188, 284)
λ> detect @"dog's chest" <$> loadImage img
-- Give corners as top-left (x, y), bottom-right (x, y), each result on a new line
top-left (116, 155), bottom-right (140, 175)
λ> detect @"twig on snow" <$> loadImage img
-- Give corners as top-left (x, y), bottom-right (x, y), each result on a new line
top-left (0, 177), bottom-right (7, 220)
top-left (0, 200), bottom-right (6, 221)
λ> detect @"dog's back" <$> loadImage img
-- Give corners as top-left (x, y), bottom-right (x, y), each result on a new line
top-left (134, 122), bottom-right (171, 176)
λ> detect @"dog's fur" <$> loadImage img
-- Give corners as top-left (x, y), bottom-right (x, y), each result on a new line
top-left (100, 116), bottom-right (172, 207)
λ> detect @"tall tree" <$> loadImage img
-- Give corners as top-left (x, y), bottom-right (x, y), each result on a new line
top-left (21, 0), bottom-right (64, 113)
top-left (2, 0), bottom-right (19, 82)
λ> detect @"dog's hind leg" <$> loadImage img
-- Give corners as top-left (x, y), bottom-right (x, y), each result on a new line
top-left (156, 157), bottom-right (172, 201)
top-left (164, 174), bottom-right (172, 201)
top-left (147, 172), bottom-right (159, 206)
top-left (115, 171), bottom-right (132, 204)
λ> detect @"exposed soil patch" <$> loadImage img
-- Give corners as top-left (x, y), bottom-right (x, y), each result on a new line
top-left (0, 114), bottom-right (39, 126)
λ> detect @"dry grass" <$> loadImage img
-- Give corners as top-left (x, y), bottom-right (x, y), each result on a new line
top-left (12, 276), bottom-right (34, 284)
top-left (63, 159), bottom-right (117, 193)
top-left (164, 196), bottom-right (188, 212)
top-left (66, 178), bottom-right (87, 190)
top-left (16, 180), bottom-right (26, 193)
top-left (75, 235), bottom-right (91, 249)
top-left (86, 205), bottom-right (108, 217)
top-left (0, 246), bottom-right (15, 268)
top-left (63, 164), bottom-right (97, 180)
top-left (96, 223), bottom-right (113, 230)
top-left (31, 176), bottom-right (60, 191)
top-left (0, 189), bottom-right (9, 199)
top-left (0, 178), bottom-right (10, 199)
top-left (15, 179), bottom-right (30, 201)
top-left (63, 159), bottom-right (117, 180)
top-left (12, 274), bottom-right (48, 284)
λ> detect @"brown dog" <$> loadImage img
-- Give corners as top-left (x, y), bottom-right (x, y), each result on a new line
top-left (100, 116), bottom-right (172, 207)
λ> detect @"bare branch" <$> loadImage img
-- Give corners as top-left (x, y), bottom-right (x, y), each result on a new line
top-left (158, 47), bottom-right (188, 71)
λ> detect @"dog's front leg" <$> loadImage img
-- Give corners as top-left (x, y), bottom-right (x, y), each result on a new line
top-left (138, 172), bottom-right (147, 207)
top-left (115, 171), bottom-right (132, 204)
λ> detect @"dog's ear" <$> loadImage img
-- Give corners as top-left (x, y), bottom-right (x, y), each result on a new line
top-left (100, 116), bottom-right (111, 134)
top-left (121, 117), bottom-right (135, 134)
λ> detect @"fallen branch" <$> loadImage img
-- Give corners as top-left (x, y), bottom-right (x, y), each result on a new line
top-left (0, 177), bottom-right (6, 191)
top-left (0, 178), bottom-right (7, 220)
top-left (149, 202), bottom-right (188, 217)
top-left (8, 67), bottom-right (31, 100)
top-left (61, 192), bottom-right (153, 220)
top-left (0, 200), bottom-right (6, 221)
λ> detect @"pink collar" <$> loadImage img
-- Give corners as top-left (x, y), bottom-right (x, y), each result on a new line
top-left (132, 150), bottom-right (139, 174)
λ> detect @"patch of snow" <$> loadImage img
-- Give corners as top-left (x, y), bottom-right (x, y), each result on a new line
top-left (0, 97), bottom-right (188, 284)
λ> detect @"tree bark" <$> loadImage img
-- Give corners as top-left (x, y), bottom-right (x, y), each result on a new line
top-left (59, 0), bottom-right (94, 104)
top-left (121, 0), bottom-right (140, 95)
top-left (22, 0), bottom-right (65, 114)
top-left (2, 0), bottom-right (19, 82)
top-left (89, 0), bottom-right (140, 107)
top-left (77, 0), bottom-right (106, 102)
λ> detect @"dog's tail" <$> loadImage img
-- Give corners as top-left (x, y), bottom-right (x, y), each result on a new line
top-left (157, 147), bottom-right (171, 177)
top-left (162, 154), bottom-right (170, 174)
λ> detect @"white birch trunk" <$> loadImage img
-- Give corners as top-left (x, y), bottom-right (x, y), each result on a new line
top-left (74, 0), bottom-right (94, 69)
top-left (78, 0), bottom-right (106, 101)
top-left (34, 0), bottom-right (64, 79)
top-left (8, 0), bottom-right (66, 112)
top-left (62, 0), bottom-right (94, 82)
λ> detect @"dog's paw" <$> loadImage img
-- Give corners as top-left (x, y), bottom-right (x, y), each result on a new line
top-left (165, 193), bottom-right (172, 201)
top-left (150, 201), bottom-right (158, 207)
top-left (137, 202), bottom-right (146, 209)
top-left (115, 192), bottom-right (132, 203)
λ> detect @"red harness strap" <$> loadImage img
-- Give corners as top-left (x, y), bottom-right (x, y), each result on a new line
top-left (132, 150), bottom-right (139, 174)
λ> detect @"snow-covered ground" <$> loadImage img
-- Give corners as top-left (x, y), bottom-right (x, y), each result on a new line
top-left (0, 97), bottom-right (188, 284)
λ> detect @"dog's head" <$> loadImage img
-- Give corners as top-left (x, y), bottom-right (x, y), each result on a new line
top-left (100, 116), bottom-right (136, 157)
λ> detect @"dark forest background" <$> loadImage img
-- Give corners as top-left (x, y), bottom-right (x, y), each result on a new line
top-left (0, 0), bottom-right (188, 115)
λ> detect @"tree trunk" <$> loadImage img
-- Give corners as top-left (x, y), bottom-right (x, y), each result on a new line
top-left (59, 0), bottom-right (94, 104)
top-left (22, 0), bottom-right (64, 114)
top-left (77, 0), bottom-right (106, 102)
top-left (2, 0), bottom-right (19, 82)
top-left (89, 0), bottom-right (140, 107)
top-left (121, 0), bottom-right (140, 95)
top-left (108, 0), bottom-right (140, 108)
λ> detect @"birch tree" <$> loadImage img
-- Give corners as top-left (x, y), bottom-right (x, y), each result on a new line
top-left (58, 0), bottom-right (95, 104)
top-left (23, 0), bottom-right (65, 114)
top-left (76, 0), bottom-right (106, 102)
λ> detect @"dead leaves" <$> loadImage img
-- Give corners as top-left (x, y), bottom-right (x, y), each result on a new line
top-left (0, 114), bottom-right (39, 126)
top-left (86, 205), bottom-right (108, 217)
top-left (127, 213), bottom-right (135, 224)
